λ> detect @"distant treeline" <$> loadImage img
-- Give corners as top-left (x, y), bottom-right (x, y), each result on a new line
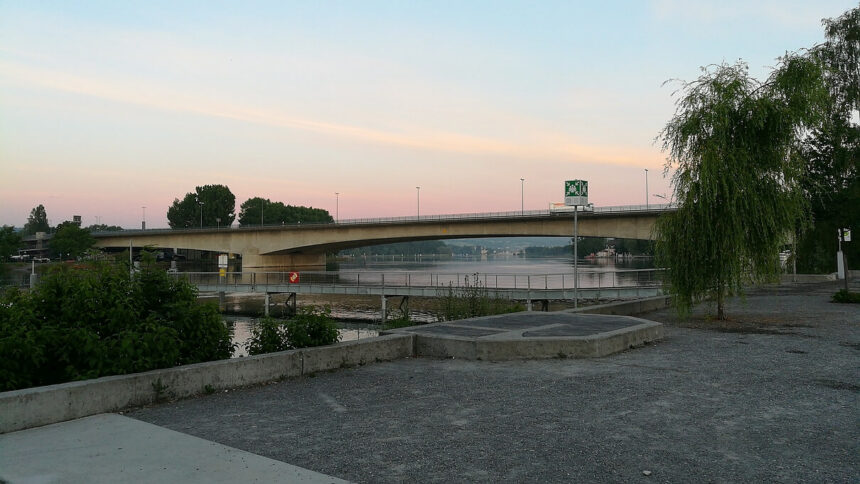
top-left (339, 240), bottom-right (452, 256)
top-left (339, 237), bottom-right (654, 257)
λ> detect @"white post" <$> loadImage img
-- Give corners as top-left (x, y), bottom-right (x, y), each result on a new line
top-left (574, 206), bottom-right (578, 309)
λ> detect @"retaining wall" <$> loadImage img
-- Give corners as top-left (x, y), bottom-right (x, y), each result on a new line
top-left (569, 295), bottom-right (671, 316)
top-left (0, 334), bottom-right (414, 434)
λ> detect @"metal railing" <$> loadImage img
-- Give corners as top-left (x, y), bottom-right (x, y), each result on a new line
top-left (84, 203), bottom-right (676, 236)
top-left (175, 268), bottom-right (664, 293)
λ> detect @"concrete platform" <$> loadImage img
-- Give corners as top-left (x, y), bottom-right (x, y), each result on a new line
top-left (0, 414), bottom-right (348, 484)
top-left (384, 312), bottom-right (663, 360)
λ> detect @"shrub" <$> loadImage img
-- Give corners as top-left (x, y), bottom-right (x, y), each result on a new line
top-left (832, 289), bottom-right (860, 303)
top-left (245, 306), bottom-right (340, 356)
top-left (0, 258), bottom-right (233, 391)
top-left (434, 273), bottom-right (525, 321)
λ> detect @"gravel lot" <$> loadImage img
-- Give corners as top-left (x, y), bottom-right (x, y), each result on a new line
top-left (131, 281), bottom-right (859, 483)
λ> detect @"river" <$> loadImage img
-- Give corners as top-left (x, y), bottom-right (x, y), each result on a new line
top-left (219, 254), bottom-right (655, 356)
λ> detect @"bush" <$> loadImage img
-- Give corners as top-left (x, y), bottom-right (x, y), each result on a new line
top-left (434, 274), bottom-right (525, 321)
top-left (832, 289), bottom-right (860, 303)
top-left (0, 258), bottom-right (233, 391)
top-left (245, 306), bottom-right (340, 356)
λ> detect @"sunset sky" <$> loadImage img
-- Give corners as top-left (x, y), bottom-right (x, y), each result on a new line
top-left (1, 1), bottom-right (854, 228)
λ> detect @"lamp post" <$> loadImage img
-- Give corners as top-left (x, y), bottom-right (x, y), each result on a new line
top-left (416, 186), bottom-right (420, 220)
top-left (335, 192), bottom-right (339, 223)
top-left (520, 178), bottom-right (524, 215)
top-left (260, 199), bottom-right (264, 226)
top-left (141, 206), bottom-right (146, 230)
top-left (216, 217), bottom-right (221, 229)
top-left (199, 201), bottom-right (204, 228)
top-left (645, 168), bottom-right (649, 210)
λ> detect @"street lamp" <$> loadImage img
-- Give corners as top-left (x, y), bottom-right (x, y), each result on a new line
top-left (645, 169), bottom-right (649, 210)
top-left (216, 217), bottom-right (221, 229)
top-left (335, 192), bottom-right (339, 223)
top-left (141, 206), bottom-right (146, 230)
top-left (199, 201), bottom-right (204, 228)
top-left (520, 178), bottom-right (525, 215)
top-left (416, 186), bottom-right (421, 220)
top-left (261, 199), bottom-right (264, 226)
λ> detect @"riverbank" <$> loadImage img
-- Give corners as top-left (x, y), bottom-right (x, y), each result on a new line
top-left (128, 280), bottom-right (859, 482)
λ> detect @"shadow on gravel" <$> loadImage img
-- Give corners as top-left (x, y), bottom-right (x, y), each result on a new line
top-left (815, 379), bottom-right (860, 393)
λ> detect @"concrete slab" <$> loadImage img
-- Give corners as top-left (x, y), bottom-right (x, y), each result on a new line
top-left (0, 414), bottom-right (348, 484)
top-left (384, 312), bottom-right (663, 360)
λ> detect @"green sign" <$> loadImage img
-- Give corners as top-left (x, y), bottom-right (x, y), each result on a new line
top-left (564, 180), bottom-right (588, 206)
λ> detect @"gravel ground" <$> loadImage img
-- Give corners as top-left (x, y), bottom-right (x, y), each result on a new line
top-left (131, 281), bottom-right (859, 483)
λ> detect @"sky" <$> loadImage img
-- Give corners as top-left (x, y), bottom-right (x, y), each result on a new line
top-left (1, 0), bottom-right (856, 228)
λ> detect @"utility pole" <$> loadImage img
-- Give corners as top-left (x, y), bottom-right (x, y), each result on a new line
top-left (520, 178), bottom-right (524, 215)
top-left (645, 168), bottom-right (649, 210)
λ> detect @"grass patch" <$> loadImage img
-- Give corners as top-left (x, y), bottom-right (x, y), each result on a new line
top-left (832, 289), bottom-right (860, 303)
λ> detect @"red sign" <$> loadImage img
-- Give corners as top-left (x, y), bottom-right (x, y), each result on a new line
top-left (288, 272), bottom-right (300, 284)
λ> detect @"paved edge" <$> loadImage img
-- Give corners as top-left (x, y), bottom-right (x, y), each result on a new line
top-left (0, 334), bottom-right (414, 434)
top-left (0, 413), bottom-right (349, 484)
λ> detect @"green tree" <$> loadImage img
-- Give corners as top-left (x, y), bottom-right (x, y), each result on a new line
top-left (238, 197), bottom-right (333, 226)
top-left (655, 57), bottom-right (827, 320)
top-left (50, 222), bottom-right (96, 259)
top-left (23, 204), bottom-right (50, 236)
top-left (167, 185), bottom-right (236, 228)
top-left (797, 7), bottom-right (859, 273)
top-left (0, 226), bottom-right (22, 261)
top-left (86, 224), bottom-right (124, 232)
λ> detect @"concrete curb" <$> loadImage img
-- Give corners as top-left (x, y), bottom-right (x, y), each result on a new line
top-left (0, 334), bottom-right (414, 434)
top-left (569, 295), bottom-right (671, 316)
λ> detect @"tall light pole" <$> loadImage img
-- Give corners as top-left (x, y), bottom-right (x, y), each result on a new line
top-left (645, 168), bottom-right (649, 210)
top-left (260, 199), bottom-right (264, 226)
top-left (335, 192), bottom-right (339, 223)
top-left (416, 186), bottom-right (421, 220)
top-left (199, 201), bottom-right (204, 228)
top-left (520, 178), bottom-right (525, 215)
top-left (141, 206), bottom-right (146, 230)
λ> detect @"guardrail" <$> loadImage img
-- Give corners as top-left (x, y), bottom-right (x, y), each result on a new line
top-left (84, 203), bottom-right (676, 236)
top-left (175, 268), bottom-right (664, 293)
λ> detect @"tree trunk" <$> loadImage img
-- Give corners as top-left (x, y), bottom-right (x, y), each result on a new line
top-left (717, 292), bottom-right (726, 320)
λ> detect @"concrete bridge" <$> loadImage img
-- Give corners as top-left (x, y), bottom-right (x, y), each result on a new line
top-left (92, 204), bottom-right (672, 271)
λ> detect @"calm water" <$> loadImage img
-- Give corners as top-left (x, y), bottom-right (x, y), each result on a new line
top-left (220, 255), bottom-right (655, 356)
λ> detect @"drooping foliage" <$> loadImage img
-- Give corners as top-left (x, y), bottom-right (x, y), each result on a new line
top-left (167, 184), bottom-right (236, 228)
top-left (0, 257), bottom-right (233, 391)
top-left (655, 57), bottom-right (828, 319)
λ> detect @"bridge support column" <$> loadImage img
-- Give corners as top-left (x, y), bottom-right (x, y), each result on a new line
top-left (380, 295), bottom-right (387, 323)
top-left (241, 252), bottom-right (326, 272)
top-left (264, 293), bottom-right (271, 316)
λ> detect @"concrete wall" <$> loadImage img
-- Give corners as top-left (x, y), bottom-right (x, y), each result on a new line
top-left (569, 295), bottom-right (671, 316)
top-left (0, 334), bottom-right (414, 434)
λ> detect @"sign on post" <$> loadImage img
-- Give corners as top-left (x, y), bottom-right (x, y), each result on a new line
top-left (842, 228), bottom-right (851, 242)
top-left (288, 271), bottom-right (300, 284)
top-left (564, 180), bottom-right (588, 206)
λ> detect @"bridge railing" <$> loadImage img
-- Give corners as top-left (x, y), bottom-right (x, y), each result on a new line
top-left (175, 268), bottom-right (664, 292)
top-left (88, 203), bottom-right (677, 236)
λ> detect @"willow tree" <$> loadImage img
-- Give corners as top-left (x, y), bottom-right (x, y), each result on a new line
top-left (655, 57), bottom-right (828, 319)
